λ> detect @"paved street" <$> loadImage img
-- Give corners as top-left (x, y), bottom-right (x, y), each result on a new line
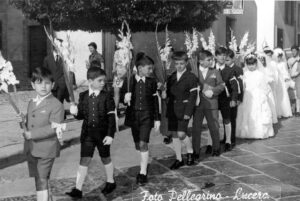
top-left (1, 93), bottom-right (300, 200)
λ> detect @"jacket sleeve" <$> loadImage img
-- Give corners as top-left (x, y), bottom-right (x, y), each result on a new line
top-left (31, 102), bottom-right (64, 140)
top-left (42, 57), bottom-right (48, 69)
top-left (229, 75), bottom-right (239, 102)
top-left (75, 92), bottom-right (85, 120)
top-left (152, 79), bottom-right (160, 121)
top-left (106, 91), bottom-right (116, 138)
top-left (212, 71), bottom-right (225, 96)
top-left (184, 74), bottom-right (198, 117)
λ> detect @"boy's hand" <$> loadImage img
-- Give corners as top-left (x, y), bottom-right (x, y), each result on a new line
top-left (16, 113), bottom-right (25, 123)
top-left (103, 136), bottom-right (113, 145)
top-left (70, 104), bottom-right (78, 115)
top-left (161, 90), bottom-right (167, 99)
top-left (23, 131), bottom-right (32, 140)
top-left (204, 90), bottom-right (213, 98)
top-left (124, 92), bottom-right (132, 106)
top-left (154, 121), bottom-right (161, 132)
top-left (183, 115), bottom-right (190, 120)
top-left (230, 101), bottom-right (237, 108)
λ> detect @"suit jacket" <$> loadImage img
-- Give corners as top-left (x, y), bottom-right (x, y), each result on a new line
top-left (197, 67), bottom-right (225, 109)
top-left (75, 88), bottom-right (116, 140)
top-left (120, 76), bottom-right (160, 127)
top-left (231, 64), bottom-right (244, 102)
top-left (43, 54), bottom-right (65, 90)
top-left (24, 94), bottom-right (64, 158)
top-left (166, 70), bottom-right (198, 119)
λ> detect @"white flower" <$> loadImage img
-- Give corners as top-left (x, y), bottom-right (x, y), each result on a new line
top-left (0, 61), bottom-right (19, 93)
top-left (191, 28), bottom-right (199, 53)
top-left (239, 32), bottom-right (249, 52)
top-left (229, 34), bottom-right (238, 52)
top-left (200, 34), bottom-right (208, 51)
top-left (208, 30), bottom-right (216, 54)
top-left (184, 31), bottom-right (193, 58)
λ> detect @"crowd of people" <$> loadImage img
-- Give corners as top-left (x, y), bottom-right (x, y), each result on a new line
top-left (13, 39), bottom-right (300, 200)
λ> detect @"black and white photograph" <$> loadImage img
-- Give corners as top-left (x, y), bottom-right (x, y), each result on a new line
top-left (0, 0), bottom-right (300, 200)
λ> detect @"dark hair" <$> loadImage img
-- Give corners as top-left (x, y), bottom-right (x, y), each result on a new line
top-left (226, 49), bottom-right (235, 59)
top-left (31, 67), bottom-right (54, 83)
top-left (198, 50), bottom-right (213, 60)
top-left (135, 52), bottom-right (154, 67)
top-left (215, 46), bottom-right (227, 56)
top-left (291, 45), bottom-right (299, 51)
top-left (88, 42), bottom-right (97, 50)
top-left (264, 50), bottom-right (273, 55)
top-left (244, 53), bottom-right (257, 65)
top-left (87, 67), bottom-right (106, 80)
top-left (171, 51), bottom-right (188, 61)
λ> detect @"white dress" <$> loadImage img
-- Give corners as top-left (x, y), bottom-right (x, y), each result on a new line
top-left (272, 61), bottom-right (293, 118)
top-left (236, 70), bottom-right (274, 139)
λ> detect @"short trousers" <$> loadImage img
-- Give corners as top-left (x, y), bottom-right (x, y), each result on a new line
top-left (27, 154), bottom-right (55, 179)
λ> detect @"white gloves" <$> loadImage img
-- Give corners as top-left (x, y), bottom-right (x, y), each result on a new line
top-left (70, 104), bottom-right (78, 115)
top-left (204, 89), bottom-right (213, 98)
top-left (154, 121), bottom-right (161, 132)
top-left (103, 136), bottom-right (113, 145)
top-left (124, 92), bottom-right (132, 105)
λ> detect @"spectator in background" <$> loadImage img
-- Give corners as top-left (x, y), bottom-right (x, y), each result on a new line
top-left (86, 42), bottom-right (104, 70)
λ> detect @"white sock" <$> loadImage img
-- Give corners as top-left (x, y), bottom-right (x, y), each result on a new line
top-left (172, 138), bottom-right (182, 161)
top-left (297, 99), bottom-right (300, 113)
top-left (36, 190), bottom-right (48, 201)
top-left (75, 165), bottom-right (88, 191)
top-left (225, 123), bottom-right (232, 144)
top-left (207, 133), bottom-right (212, 146)
top-left (182, 136), bottom-right (193, 154)
top-left (140, 151), bottom-right (149, 175)
top-left (104, 162), bottom-right (115, 183)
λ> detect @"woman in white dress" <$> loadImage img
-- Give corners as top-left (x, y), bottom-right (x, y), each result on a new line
top-left (236, 53), bottom-right (274, 139)
top-left (272, 48), bottom-right (293, 118)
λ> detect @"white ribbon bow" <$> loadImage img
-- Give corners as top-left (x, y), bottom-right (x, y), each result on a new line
top-left (51, 122), bottom-right (67, 145)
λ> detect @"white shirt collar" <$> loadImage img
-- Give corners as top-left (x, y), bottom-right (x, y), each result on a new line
top-left (229, 63), bottom-right (234, 68)
top-left (216, 63), bottom-right (225, 70)
top-left (199, 65), bottom-right (208, 72)
top-left (53, 51), bottom-right (58, 59)
top-left (33, 93), bottom-right (51, 106)
top-left (135, 74), bottom-right (146, 82)
top-left (177, 69), bottom-right (186, 81)
top-left (89, 87), bottom-right (100, 97)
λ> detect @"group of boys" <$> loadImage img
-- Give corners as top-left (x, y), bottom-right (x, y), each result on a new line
top-left (19, 46), bottom-right (243, 200)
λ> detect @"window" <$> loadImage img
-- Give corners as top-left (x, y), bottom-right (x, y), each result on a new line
top-left (285, 1), bottom-right (295, 26)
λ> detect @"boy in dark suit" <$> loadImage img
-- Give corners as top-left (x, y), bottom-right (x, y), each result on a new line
top-left (214, 47), bottom-right (239, 152)
top-left (17, 67), bottom-right (64, 201)
top-left (226, 49), bottom-right (243, 147)
top-left (120, 52), bottom-right (160, 185)
top-left (66, 67), bottom-right (116, 198)
top-left (163, 51), bottom-right (198, 169)
top-left (192, 50), bottom-right (225, 158)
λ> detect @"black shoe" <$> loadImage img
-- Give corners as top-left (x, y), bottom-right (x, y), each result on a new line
top-left (220, 138), bottom-right (226, 144)
top-left (205, 145), bottom-right (212, 155)
top-left (212, 149), bottom-right (221, 157)
top-left (136, 173), bottom-right (148, 185)
top-left (186, 153), bottom-right (195, 166)
top-left (170, 160), bottom-right (184, 170)
top-left (101, 182), bottom-right (116, 195)
top-left (163, 136), bottom-right (172, 144)
top-left (65, 188), bottom-right (82, 198)
top-left (193, 153), bottom-right (200, 160)
top-left (224, 143), bottom-right (232, 152)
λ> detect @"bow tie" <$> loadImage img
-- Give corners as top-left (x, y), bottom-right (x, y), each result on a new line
top-left (90, 93), bottom-right (97, 98)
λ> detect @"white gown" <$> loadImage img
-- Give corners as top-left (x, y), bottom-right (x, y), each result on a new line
top-left (272, 61), bottom-right (293, 118)
top-left (236, 69), bottom-right (274, 139)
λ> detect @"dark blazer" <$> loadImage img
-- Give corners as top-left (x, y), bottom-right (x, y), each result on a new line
top-left (75, 88), bottom-right (116, 141)
top-left (24, 94), bottom-right (64, 158)
top-left (120, 76), bottom-right (160, 127)
top-left (166, 70), bottom-right (198, 119)
top-left (216, 65), bottom-right (239, 102)
top-left (231, 64), bottom-right (244, 102)
top-left (197, 67), bottom-right (225, 109)
top-left (43, 54), bottom-right (65, 90)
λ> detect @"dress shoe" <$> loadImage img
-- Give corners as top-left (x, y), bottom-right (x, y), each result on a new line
top-left (101, 182), bottom-right (116, 195)
top-left (136, 173), bottom-right (148, 185)
top-left (224, 143), bottom-right (232, 152)
top-left (65, 188), bottom-right (82, 198)
top-left (186, 153), bottom-right (195, 166)
top-left (163, 136), bottom-right (172, 144)
top-left (205, 145), bottom-right (213, 154)
top-left (170, 160), bottom-right (184, 170)
top-left (193, 153), bottom-right (200, 160)
top-left (212, 149), bottom-right (221, 157)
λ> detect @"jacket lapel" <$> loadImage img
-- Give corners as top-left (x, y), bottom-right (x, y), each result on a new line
top-left (176, 70), bottom-right (188, 85)
top-left (32, 94), bottom-right (53, 112)
top-left (205, 69), bottom-right (214, 80)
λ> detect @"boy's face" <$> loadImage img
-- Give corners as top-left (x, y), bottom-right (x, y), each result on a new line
top-left (200, 56), bottom-right (213, 68)
top-left (89, 46), bottom-right (96, 53)
top-left (216, 53), bottom-right (226, 65)
top-left (89, 75), bottom-right (106, 91)
top-left (174, 59), bottom-right (187, 73)
top-left (31, 79), bottom-right (54, 97)
top-left (292, 49), bottom-right (299, 57)
top-left (225, 56), bottom-right (235, 66)
top-left (138, 64), bottom-right (153, 77)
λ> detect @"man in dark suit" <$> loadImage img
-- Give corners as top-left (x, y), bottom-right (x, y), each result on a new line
top-left (192, 50), bottom-right (225, 159)
top-left (164, 51), bottom-right (198, 169)
top-left (43, 47), bottom-right (69, 104)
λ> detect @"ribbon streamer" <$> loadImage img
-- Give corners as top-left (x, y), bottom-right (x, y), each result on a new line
top-left (51, 122), bottom-right (67, 146)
